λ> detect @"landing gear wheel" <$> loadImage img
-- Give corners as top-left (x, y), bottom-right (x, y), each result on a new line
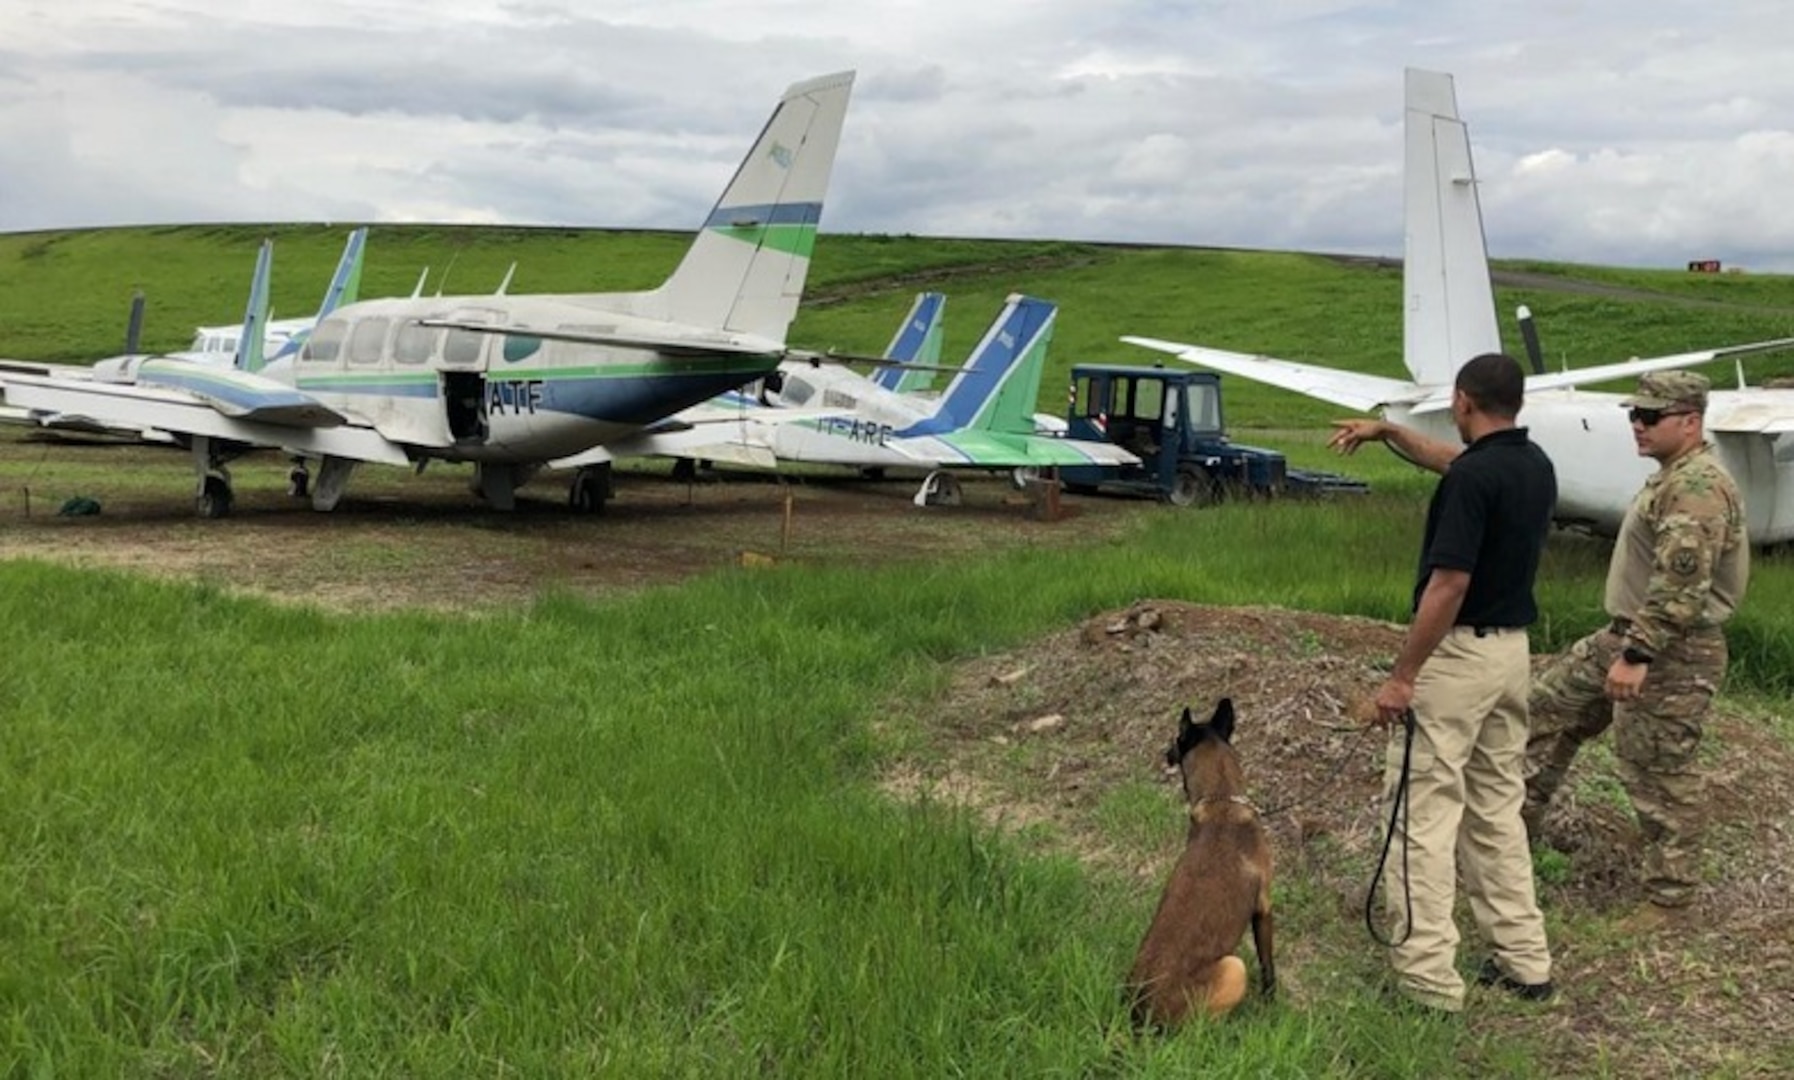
top-left (1166, 465), bottom-right (1217, 508)
top-left (670, 458), bottom-right (697, 483)
top-left (197, 474), bottom-right (234, 519)
top-left (922, 473), bottom-right (963, 507)
top-left (287, 465), bottom-right (311, 498)
top-left (568, 465), bottom-right (611, 514)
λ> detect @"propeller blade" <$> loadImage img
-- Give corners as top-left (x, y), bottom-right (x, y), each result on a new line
top-left (1516, 304), bottom-right (1546, 375)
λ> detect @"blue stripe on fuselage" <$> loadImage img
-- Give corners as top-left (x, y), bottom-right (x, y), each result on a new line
top-left (701, 202), bottom-right (822, 228)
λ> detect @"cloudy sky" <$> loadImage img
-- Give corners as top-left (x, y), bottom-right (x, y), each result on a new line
top-left (3, 1), bottom-right (1792, 270)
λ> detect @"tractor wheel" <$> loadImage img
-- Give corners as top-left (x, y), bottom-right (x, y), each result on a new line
top-left (1166, 465), bottom-right (1217, 508)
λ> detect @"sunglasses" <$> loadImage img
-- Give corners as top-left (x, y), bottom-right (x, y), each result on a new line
top-left (1627, 407), bottom-right (1694, 427)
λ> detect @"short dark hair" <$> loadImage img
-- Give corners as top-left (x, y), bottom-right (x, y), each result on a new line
top-left (1454, 352), bottom-right (1524, 419)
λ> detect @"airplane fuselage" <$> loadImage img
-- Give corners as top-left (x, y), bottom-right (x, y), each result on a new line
top-left (281, 293), bottom-right (782, 465)
top-left (1391, 386), bottom-right (1794, 544)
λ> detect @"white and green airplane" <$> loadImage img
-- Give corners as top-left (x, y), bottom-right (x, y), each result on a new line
top-left (0, 71), bottom-right (856, 517)
top-left (614, 292), bottom-right (1139, 506)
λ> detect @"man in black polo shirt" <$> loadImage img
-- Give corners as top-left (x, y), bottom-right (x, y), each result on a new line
top-left (1329, 352), bottom-right (1557, 1013)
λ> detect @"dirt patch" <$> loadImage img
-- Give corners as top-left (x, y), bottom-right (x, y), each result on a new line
top-left (883, 599), bottom-right (1794, 1076)
top-left (0, 434), bottom-right (1135, 612)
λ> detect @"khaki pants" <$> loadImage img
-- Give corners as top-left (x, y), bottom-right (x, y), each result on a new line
top-left (1384, 627), bottom-right (1552, 1009)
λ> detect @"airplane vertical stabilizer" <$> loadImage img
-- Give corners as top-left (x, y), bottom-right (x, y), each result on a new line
top-left (651, 71), bottom-right (855, 343)
top-left (235, 239), bottom-right (274, 374)
top-left (872, 292), bottom-right (947, 393)
top-left (906, 295), bottom-right (1057, 436)
top-left (1403, 68), bottom-right (1500, 387)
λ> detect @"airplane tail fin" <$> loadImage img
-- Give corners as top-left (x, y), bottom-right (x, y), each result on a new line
top-left (323, 227), bottom-right (368, 314)
top-left (1404, 68), bottom-right (1500, 387)
top-left (871, 292), bottom-right (947, 393)
top-left (650, 71), bottom-right (855, 343)
top-left (235, 239), bottom-right (274, 374)
top-left (907, 295), bottom-right (1057, 436)
top-left (268, 227), bottom-right (367, 363)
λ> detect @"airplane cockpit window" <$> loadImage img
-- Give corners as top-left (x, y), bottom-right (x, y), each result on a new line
top-left (301, 319), bottom-right (348, 363)
top-left (348, 318), bottom-right (391, 365)
top-left (781, 375), bottom-right (816, 406)
top-left (393, 322), bottom-right (440, 365)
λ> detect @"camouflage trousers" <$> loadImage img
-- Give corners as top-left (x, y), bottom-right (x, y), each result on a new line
top-left (1523, 623), bottom-right (1726, 907)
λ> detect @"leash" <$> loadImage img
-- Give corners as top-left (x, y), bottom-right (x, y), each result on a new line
top-left (1364, 707), bottom-right (1417, 948)
top-left (1249, 722), bottom-right (1378, 819)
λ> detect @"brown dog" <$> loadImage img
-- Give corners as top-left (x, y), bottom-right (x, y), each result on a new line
top-left (1127, 698), bottom-right (1276, 1026)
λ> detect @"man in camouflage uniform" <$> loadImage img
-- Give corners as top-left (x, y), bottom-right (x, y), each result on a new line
top-left (1523, 370), bottom-right (1749, 918)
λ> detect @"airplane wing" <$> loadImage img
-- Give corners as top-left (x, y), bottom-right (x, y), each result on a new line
top-left (895, 430), bottom-right (1140, 469)
top-left (597, 428), bottom-right (781, 471)
top-left (1394, 336), bottom-right (1794, 415)
top-left (0, 371), bottom-right (411, 465)
top-left (1516, 338), bottom-right (1794, 396)
top-left (419, 319), bottom-right (785, 359)
top-left (1122, 336), bottom-right (1438, 413)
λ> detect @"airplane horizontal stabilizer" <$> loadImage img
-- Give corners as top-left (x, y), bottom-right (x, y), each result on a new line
top-left (1121, 336), bottom-right (1436, 413)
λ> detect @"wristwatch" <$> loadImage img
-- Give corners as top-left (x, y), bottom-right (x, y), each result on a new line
top-left (1621, 646), bottom-right (1654, 666)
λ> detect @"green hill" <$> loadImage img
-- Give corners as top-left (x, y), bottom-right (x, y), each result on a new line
top-left (5, 224), bottom-right (1793, 428)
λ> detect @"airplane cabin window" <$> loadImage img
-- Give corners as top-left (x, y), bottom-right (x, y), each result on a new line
top-left (502, 334), bottom-right (541, 363)
top-left (393, 322), bottom-right (440, 365)
top-left (348, 318), bottom-right (391, 365)
top-left (302, 319), bottom-right (348, 363)
top-left (444, 327), bottom-right (486, 366)
top-left (781, 376), bottom-right (815, 406)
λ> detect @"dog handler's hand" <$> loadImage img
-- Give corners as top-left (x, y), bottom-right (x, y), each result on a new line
top-left (1372, 676), bottom-right (1415, 728)
top-left (1328, 419), bottom-right (1384, 456)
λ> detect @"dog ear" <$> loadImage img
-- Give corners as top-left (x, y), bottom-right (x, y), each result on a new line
top-left (1210, 697), bottom-right (1236, 743)
top-left (1167, 706), bottom-right (1196, 767)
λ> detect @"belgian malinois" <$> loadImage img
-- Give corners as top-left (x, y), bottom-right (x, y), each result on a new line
top-left (1127, 699), bottom-right (1276, 1026)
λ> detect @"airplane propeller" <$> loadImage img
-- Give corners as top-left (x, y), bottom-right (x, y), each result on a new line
top-left (124, 290), bottom-right (146, 355)
top-left (1516, 305), bottom-right (1546, 375)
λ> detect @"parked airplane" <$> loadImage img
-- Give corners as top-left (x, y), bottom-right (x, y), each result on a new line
top-left (613, 294), bottom-right (1138, 505)
top-left (0, 71), bottom-right (856, 517)
top-left (1124, 67), bottom-right (1794, 545)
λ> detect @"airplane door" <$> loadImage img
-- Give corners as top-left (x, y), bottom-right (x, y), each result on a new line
top-left (443, 371), bottom-right (487, 444)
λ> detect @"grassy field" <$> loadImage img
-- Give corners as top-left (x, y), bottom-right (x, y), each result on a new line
top-left (3, 226), bottom-right (1793, 1076)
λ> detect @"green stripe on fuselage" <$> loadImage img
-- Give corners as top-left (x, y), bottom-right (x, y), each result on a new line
top-left (710, 223), bottom-right (817, 259)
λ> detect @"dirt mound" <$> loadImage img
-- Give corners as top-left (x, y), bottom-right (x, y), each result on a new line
top-left (884, 600), bottom-right (1794, 1073)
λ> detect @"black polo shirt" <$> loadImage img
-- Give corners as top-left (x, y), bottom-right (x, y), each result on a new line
top-left (1411, 426), bottom-right (1556, 627)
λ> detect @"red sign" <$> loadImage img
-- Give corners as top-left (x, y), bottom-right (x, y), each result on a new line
top-left (1687, 259), bottom-right (1722, 273)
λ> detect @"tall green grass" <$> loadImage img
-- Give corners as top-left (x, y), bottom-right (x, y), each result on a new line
top-left (5, 494), bottom-right (1791, 1075)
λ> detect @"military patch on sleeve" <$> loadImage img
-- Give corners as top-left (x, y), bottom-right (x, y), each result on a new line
top-left (1671, 548), bottom-right (1700, 577)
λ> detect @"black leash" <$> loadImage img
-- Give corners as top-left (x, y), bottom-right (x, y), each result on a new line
top-left (1364, 707), bottom-right (1417, 948)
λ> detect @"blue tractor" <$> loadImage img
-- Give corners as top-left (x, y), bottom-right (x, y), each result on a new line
top-left (1055, 364), bottom-right (1367, 505)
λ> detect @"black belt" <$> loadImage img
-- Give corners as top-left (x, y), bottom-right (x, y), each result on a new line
top-left (1466, 625), bottom-right (1521, 637)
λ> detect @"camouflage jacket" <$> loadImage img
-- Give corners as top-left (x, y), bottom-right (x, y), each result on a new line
top-left (1603, 443), bottom-right (1749, 655)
